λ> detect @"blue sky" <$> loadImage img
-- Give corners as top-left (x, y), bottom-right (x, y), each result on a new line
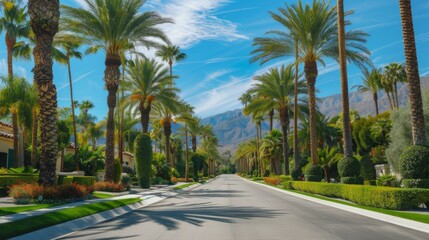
top-left (1, 0), bottom-right (429, 121)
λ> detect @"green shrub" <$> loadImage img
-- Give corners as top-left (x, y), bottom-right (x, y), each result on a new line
top-left (360, 156), bottom-right (376, 180)
top-left (192, 154), bottom-right (205, 182)
top-left (288, 181), bottom-right (429, 210)
top-left (113, 158), bottom-right (122, 184)
top-left (399, 145), bottom-right (429, 180)
top-left (364, 180), bottom-right (377, 186)
top-left (72, 176), bottom-right (95, 186)
top-left (376, 174), bottom-right (398, 187)
top-left (134, 133), bottom-right (152, 189)
top-left (402, 179), bottom-right (429, 188)
top-left (252, 177), bottom-right (263, 181)
top-left (121, 175), bottom-right (132, 190)
top-left (340, 177), bottom-right (364, 185)
top-left (338, 156), bottom-right (360, 177)
top-left (305, 165), bottom-right (323, 182)
top-left (279, 175), bottom-right (292, 182)
top-left (291, 167), bottom-right (302, 181)
top-left (282, 181), bottom-right (293, 189)
top-left (0, 175), bottom-right (38, 188)
top-left (58, 176), bottom-right (74, 185)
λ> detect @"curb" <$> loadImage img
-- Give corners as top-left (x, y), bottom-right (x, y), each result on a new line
top-left (241, 177), bottom-right (429, 234)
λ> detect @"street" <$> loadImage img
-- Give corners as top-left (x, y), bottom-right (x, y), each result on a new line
top-left (61, 175), bottom-right (428, 240)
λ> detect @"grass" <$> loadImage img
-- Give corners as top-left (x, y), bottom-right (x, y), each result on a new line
top-left (92, 192), bottom-right (115, 199)
top-left (0, 204), bottom-right (57, 216)
top-left (0, 198), bottom-right (141, 239)
top-left (173, 182), bottom-right (197, 190)
top-left (258, 181), bottom-right (429, 224)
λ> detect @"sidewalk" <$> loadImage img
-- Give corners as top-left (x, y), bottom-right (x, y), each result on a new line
top-left (0, 182), bottom-right (190, 224)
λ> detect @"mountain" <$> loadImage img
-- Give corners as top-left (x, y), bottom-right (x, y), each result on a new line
top-left (203, 76), bottom-right (429, 152)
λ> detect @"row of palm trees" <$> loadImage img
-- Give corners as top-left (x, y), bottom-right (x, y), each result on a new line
top-left (236, 0), bottom-right (427, 176)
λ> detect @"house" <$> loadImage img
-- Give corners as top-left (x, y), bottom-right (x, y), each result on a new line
top-left (123, 151), bottom-right (135, 168)
top-left (0, 122), bottom-right (14, 168)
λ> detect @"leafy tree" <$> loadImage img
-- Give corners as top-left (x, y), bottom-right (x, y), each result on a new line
top-left (354, 68), bottom-right (382, 115)
top-left (317, 146), bottom-right (342, 183)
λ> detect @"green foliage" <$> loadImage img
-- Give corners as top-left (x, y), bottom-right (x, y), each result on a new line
top-left (57, 176), bottom-right (73, 185)
top-left (376, 174), bottom-right (398, 187)
top-left (134, 133), bottom-right (153, 189)
top-left (338, 156), bottom-right (360, 177)
top-left (304, 165), bottom-right (323, 182)
top-left (113, 159), bottom-right (122, 184)
top-left (57, 120), bottom-right (71, 149)
top-left (399, 145), bottom-right (429, 179)
top-left (340, 177), bottom-right (364, 185)
top-left (402, 179), bottom-right (429, 188)
top-left (291, 167), bottom-right (302, 180)
top-left (64, 145), bottom-right (105, 176)
top-left (360, 156), bottom-right (376, 180)
top-left (120, 175), bottom-right (132, 191)
top-left (192, 153), bottom-right (206, 182)
top-left (288, 181), bottom-right (429, 210)
top-left (72, 176), bottom-right (95, 186)
top-left (7, 167), bottom-right (38, 174)
top-left (0, 176), bottom-right (38, 188)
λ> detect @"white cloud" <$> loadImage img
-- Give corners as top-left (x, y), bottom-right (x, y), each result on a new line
top-left (57, 71), bottom-right (94, 91)
top-left (181, 69), bottom-right (233, 98)
top-left (153, 0), bottom-right (248, 48)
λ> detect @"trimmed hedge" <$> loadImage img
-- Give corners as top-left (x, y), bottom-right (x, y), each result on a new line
top-left (360, 156), bottom-right (376, 180)
top-left (0, 175), bottom-right (38, 188)
top-left (402, 179), bottom-right (429, 188)
top-left (399, 145), bottom-right (429, 180)
top-left (286, 181), bottom-right (429, 210)
top-left (134, 133), bottom-right (152, 189)
top-left (305, 165), bottom-right (323, 182)
top-left (341, 177), bottom-right (364, 185)
top-left (72, 176), bottom-right (95, 186)
top-left (338, 156), bottom-right (360, 177)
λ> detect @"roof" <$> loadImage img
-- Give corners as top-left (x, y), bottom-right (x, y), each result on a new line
top-left (0, 130), bottom-right (13, 139)
top-left (123, 151), bottom-right (134, 157)
top-left (0, 122), bottom-right (12, 128)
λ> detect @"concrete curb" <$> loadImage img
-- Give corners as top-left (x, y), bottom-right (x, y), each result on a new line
top-left (241, 177), bottom-right (429, 234)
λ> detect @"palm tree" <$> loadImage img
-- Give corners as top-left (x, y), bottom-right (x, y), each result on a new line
top-left (317, 146), bottom-right (342, 183)
top-left (245, 65), bottom-right (307, 175)
top-left (383, 62), bottom-right (407, 109)
top-left (177, 105), bottom-right (194, 181)
top-left (53, 34), bottom-right (83, 168)
top-left (251, 0), bottom-right (371, 165)
top-left (260, 129), bottom-right (283, 176)
top-left (187, 117), bottom-right (205, 153)
top-left (62, 0), bottom-right (172, 181)
top-left (124, 58), bottom-right (177, 133)
top-left (86, 121), bottom-right (105, 148)
top-left (199, 135), bottom-right (220, 176)
top-left (79, 100), bottom-right (94, 131)
top-left (0, 0), bottom-right (30, 77)
top-left (30, 84), bottom-right (39, 167)
top-left (398, 0), bottom-right (427, 145)
top-left (354, 68), bottom-right (382, 115)
top-left (156, 44), bottom-right (187, 80)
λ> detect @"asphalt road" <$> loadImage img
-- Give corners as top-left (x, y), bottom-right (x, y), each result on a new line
top-left (61, 175), bottom-right (428, 240)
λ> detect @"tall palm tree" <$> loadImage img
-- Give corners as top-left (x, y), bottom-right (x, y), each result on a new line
top-left (177, 105), bottom-right (194, 181)
top-left (124, 58), bottom-right (177, 133)
top-left (156, 44), bottom-right (187, 80)
top-left (187, 117), bottom-right (205, 153)
top-left (28, 0), bottom-right (60, 185)
top-left (53, 35), bottom-right (83, 168)
top-left (251, 0), bottom-right (370, 164)
top-left (62, 0), bottom-right (172, 181)
top-left (398, 0), bottom-right (427, 145)
top-left (245, 65), bottom-right (307, 175)
top-left (383, 62), bottom-right (407, 109)
top-left (30, 84), bottom-right (39, 167)
top-left (260, 129), bottom-right (283, 176)
top-left (0, 0), bottom-right (30, 77)
top-left (79, 100), bottom-right (94, 131)
top-left (354, 68), bottom-right (382, 115)
top-left (199, 135), bottom-right (220, 176)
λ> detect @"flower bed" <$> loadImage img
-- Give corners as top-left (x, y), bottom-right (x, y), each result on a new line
top-left (9, 183), bottom-right (91, 204)
top-left (93, 181), bottom-right (126, 192)
top-left (171, 177), bottom-right (193, 183)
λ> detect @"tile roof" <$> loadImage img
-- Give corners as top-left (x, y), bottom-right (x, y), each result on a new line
top-left (0, 122), bottom-right (12, 128)
top-left (0, 130), bottom-right (13, 139)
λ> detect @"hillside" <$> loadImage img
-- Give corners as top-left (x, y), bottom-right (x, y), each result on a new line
top-left (203, 76), bottom-right (429, 152)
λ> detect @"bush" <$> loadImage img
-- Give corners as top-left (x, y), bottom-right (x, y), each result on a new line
top-left (252, 177), bottom-right (264, 181)
top-left (121, 175), bottom-right (132, 190)
top-left (134, 133), bottom-right (152, 189)
top-left (171, 177), bottom-right (193, 183)
top-left (340, 177), bottom-right (364, 185)
top-left (402, 179), bottom-right (429, 188)
top-left (9, 183), bottom-right (89, 204)
top-left (305, 165), bottom-right (323, 182)
top-left (122, 165), bottom-right (135, 176)
top-left (93, 181), bottom-right (126, 192)
top-left (72, 176), bottom-right (95, 186)
top-left (338, 156), bottom-right (360, 177)
top-left (287, 181), bottom-right (429, 210)
top-left (399, 145), bottom-right (429, 180)
top-left (113, 158), bottom-right (122, 184)
top-left (279, 175), bottom-right (292, 182)
top-left (263, 177), bottom-right (281, 185)
top-left (360, 156), bottom-right (376, 180)
top-left (0, 175), bottom-right (38, 188)
top-left (291, 167), bottom-right (302, 181)
top-left (376, 174), bottom-right (398, 187)
top-left (192, 154), bottom-right (205, 182)
top-left (282, 181), bottom-right (293, 189)
top-left (58, 176), bottom-right (73, 185)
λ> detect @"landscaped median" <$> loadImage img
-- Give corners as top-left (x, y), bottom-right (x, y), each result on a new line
top-left (173, 182), bottom-right (198, 190)
top-left (0, 198), bottom-right (141, 239)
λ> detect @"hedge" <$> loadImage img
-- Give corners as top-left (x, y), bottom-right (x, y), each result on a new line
top-left (72, 176), bottom-right (95, 186)
top-left (0, 175), bottom-right (38, 188)
top-left (134, 133), bottom-right (152, 189)
top-left (285, 181), bottom-right (429, 210)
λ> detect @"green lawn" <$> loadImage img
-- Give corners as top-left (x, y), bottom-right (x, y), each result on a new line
top-left (263, 183), bottom-right (429, 224)
top-left (92, 192), bottom-right (115, 199)
top-left (0, 198), bottom-right (141, 239)
top-left (173, 182), bottom-right (197, 190)
top-left (0, 204), bottom-right (57, 216)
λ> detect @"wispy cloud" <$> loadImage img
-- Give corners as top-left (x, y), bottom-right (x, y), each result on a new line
top-left (182, 69), bottom-right (234, 98)
top-left (179, 56), bottom-right (250, 66)
top-left (57, 71), bottom-right (94, 91)
top-left (212, 7), bottom-right (259, 15)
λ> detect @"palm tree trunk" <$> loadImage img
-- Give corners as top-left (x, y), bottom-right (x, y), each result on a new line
top-left (31, 109), bottom-right (38, 167)
top-left (139, 103), bottom-right (151, 133)
top-left (191, 135), bottom-right (197, 153)
top-left (269, 109), bottom-right (274, 132)
top-left (120, 86), bottom-right (125, 164)
top-left (337, 0), bottom-right (353, 157)
top-left (293, 38), bottom-right (300, 169)
top-left (11, 113), bottom-right (19, 167)
top-left (399, 0), bottom-right (427, 145)
top-left (6, 34), bottom-right (15, 77)
top-left (185, 128), bottom-right (189, 181)
top-left (279, 108), bottom-right (290, 175)
top-left (394, 82), bottom-right (400, 108)
top-left (373, 93), bottom-right (379, 115)
top-left (164, 122), bottom-right (173, 167)
top-left (104, 54), bottom-right (121, 182)
top-left (304, 60), bottom-right (319, 165)
top-left (67, 59), bottom-right (79, 171)
top-left (29, 0), bottom-right (60, 185)
top-left (324, 167), bottom-right (330, 183)
top-left (386, 90), bottom-right (394, 110)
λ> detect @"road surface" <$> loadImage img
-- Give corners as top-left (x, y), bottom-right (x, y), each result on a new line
top-left (61, 175), bottom-right (428, 240)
